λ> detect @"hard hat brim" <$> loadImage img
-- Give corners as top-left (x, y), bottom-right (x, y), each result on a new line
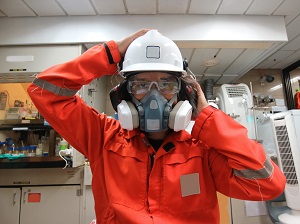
top-left (120, 63), bottom-right (186, 76)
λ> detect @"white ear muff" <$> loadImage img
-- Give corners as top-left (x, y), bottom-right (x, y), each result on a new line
top-left (168, 100), bottom-right (192, 132)
top-left (117, 100), bottom-right (139, 130)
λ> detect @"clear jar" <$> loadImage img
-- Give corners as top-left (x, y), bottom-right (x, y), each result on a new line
top-left (36, 143), bottom-right (43, 157)
top-left (21, 146), bottom-right (27, 156)
top-left (27, 145), bottom-right (36, 157)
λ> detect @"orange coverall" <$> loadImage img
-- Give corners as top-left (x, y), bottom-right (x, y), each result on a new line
top-left (27, 41), bottom-right (286, 224)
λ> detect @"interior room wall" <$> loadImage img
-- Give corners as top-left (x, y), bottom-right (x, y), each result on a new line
top-left (236, 69), bottom-right (285, 106)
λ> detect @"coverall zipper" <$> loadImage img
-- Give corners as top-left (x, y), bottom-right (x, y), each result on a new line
top-left (147, 153), bottom-right (155, 214)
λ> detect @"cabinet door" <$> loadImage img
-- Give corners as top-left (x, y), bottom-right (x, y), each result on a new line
top-left (0, 188), bottom-right (21, 224)
top-left (20, 185), bottom-right (81, 224)
top-left (83, 186), bottom-right (96, 224)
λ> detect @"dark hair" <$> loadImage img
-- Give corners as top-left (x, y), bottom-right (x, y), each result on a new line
top-left (178, 77), bottom-right (198, 119)
top-left (109, 79), bottom-right (131, 112)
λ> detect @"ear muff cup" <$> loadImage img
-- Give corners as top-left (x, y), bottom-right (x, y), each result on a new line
top-left (168, 100), bottom-right (192, 131)
top-left (109, 80), bottom-right (131, 112)
top-left (117, 100), bottom-right (139, 130)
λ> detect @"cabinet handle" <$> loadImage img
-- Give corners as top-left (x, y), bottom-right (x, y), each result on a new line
top-left (13, 192), bottom-right (17, 205)
top-left (23, 191), bottom-right (27, 204)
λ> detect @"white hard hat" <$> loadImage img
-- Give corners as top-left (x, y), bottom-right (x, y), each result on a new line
top-left (120, 30), bottom-right (186, 77)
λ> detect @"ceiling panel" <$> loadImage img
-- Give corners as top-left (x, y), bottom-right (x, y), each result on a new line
top-left (283, 13), bottom-right (299, 25)
top-left (273, 0), bottom-right (300, 16)
top-left (0, 0), bottom-right (36, 17)
top-left (225, 49), bottom-right (265, 74)
top-left (246, 0), bottom-right (283, 15)
top-left (256, 50), bottom-right (295, 69)
top-left (91, 0), bottom-right (126, 14)
top-left (158, 0), bottom-right (188, 14)
top-left (24, 0), bottom-right (66, 16)
top-left (188, 0), bottom-right (220, 14)
top-left (206, 48), bottom-right (244, 74)
top-left (270, 50), bottom-right (300, 69)
top-left (216, 74), bottom-right (239, 84)
top-left (281, 35), bottom-right (300, 51)
top-left (179, 48), bottom-right (194, 63)
top-left (285, 15), bottom-right (300, 40)
top-left (189, 48), bottom-right (219, 75)
top-left (57, 0), bottom-right (96, 15)
top-left (201, 74), bottom-right (221, 82)
top-left (217, 0), bottom-right (252, 14)
top-left (125, 0), bottom-right (156, 14)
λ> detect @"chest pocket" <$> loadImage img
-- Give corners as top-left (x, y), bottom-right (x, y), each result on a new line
top-left (161, 148), bottom-right (217, 214)
top-left (103, 142), bottom-right (148, 211)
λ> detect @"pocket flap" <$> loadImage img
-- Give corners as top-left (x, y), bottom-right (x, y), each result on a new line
top-left (164, 149), bottom-right (203, 165)
top-left (105, 142), bottom-right (148, 162)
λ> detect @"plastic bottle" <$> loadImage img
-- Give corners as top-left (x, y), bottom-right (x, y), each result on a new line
top-left (2, 143), bottom-right (7, 154)
top-left (12, 147), bottom-right (20, 156)
top-left (42, 136), bottom-right (49, 156)
top-left (11, 144), bottom-right (17, 155)
top-left (55, 138), bottom-right (61, 156)
top-left (59, 138), bottom-right (68, 151)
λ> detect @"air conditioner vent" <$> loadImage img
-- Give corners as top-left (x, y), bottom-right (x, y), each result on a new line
top-left (225, 86), bottom-right (248, 98)
top-left (275, 125), bottom-right (298, 185)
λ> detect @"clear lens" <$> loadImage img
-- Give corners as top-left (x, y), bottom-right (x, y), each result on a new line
top-left (128, 75), bottom-right (180, 94)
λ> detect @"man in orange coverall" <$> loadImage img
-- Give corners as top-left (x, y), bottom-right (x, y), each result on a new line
top-left (28, 29), bottom-right (286, 224)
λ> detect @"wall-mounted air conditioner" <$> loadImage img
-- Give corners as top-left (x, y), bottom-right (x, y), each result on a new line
top-left (214, 83), bottom-right (256, 139)
top-left (0, 45), bottom-right (86, 83)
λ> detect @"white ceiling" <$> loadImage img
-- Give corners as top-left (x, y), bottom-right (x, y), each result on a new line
top-left (1, 0), bottom-right (300, 84)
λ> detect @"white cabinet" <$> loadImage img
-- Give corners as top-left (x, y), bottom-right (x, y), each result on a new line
top-left (0, 188), bottom-right (21, 224)
top-left (77, 77), bottom-right (108, 114)
top-left (83, 166), bottom-right (96, 224)
top-left (0, 185), bottom-right (81, 224)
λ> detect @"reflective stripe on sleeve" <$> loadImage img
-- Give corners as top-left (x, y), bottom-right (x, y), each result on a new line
top-left (233, 158), bottom-right (274, 179)
top-left (33, 78), bottom-right (78, 96)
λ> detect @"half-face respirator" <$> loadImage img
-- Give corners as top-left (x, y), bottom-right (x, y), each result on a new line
top-left (116, 88), bottom-right (192, 132)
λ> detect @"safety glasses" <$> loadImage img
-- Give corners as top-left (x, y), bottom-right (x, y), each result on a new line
top-left (127, 74), bottom-right (181, 95)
